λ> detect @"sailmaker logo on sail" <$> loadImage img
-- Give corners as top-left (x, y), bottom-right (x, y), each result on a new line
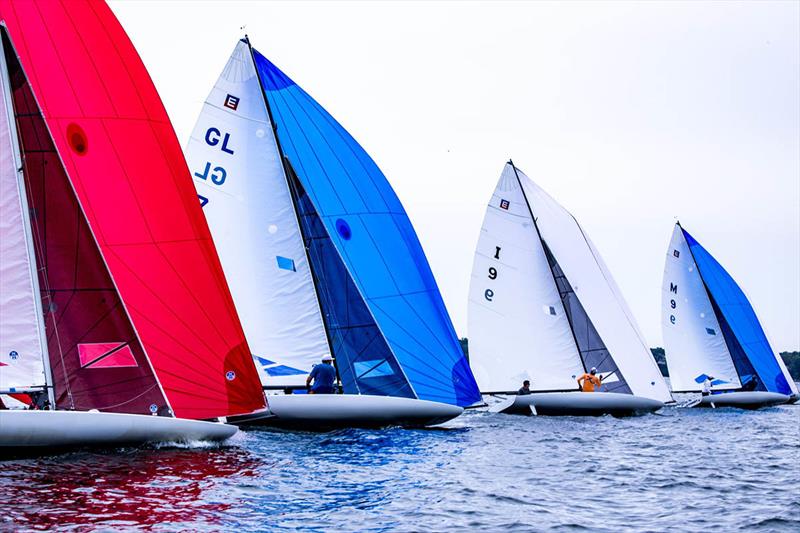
top-left (224, 94), bottom-right (240, 110)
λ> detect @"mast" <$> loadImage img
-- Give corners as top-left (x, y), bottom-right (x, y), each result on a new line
top-left (242, 36), bottom-right (343, 391)
top-left (0, 31), bottom-right (55, 408)
top-left (508, 160), bottom-right (588, 375)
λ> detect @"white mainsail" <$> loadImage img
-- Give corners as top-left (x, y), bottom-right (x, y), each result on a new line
top-left (0, 38), bottom-right (47, 392)
top-left (518, 167), bottom-right (672, 403)
top-left (468, 164), bottom-right (584, 392)
top-left (662, 224), bottom-right (741, 392)
top-left (186, 40), bottom-right (329, 387)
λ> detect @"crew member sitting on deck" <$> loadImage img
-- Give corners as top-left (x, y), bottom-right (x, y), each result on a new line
top-left (306, 355), bottom-right (336, 394)
top-left (518, 380), bottom-right (532, 395)
top-left (577, 368), bottom-right (602, 392)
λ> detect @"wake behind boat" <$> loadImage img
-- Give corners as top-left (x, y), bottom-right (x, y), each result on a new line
top-left (661, 223), bottom-right (797, 409)
top-left (0, 1), bottom-right (265, 452)
top-left (185, 37), bottom-right (481, 430)
top-left (468, 162), bottom-right (672, 416)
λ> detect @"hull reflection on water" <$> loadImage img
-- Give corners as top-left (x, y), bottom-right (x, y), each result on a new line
top-left (0, 447), bottom-right (259, 530)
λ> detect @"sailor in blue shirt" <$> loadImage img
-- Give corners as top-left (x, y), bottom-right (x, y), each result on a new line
top-left (306, 355), bottom-right (337, 394)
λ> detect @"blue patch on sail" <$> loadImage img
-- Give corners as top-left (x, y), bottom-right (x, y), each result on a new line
top-left (254, 356), bottom-right (275, 366)
top-left (253, 48), bottom-right (481, 407)
top-left (684, 229), bottom-right (791, 395)
top-left (276, 256), bottom-right (296, 271)
top-left (265, 365), bottom-right (306, 377)
top-left (354, 360), bottom-right (395, 379)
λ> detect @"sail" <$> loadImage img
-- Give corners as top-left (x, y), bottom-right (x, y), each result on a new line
top-left (290, 164), bottom-right (416, 398)
top-left (661, 224), bottom-right (740, 392)
top-left (468, 164), bottom-right (584, 392)
top-left (682, 228), bottom-right (797, 396)
top-left (0, 0), bottom-right (265, 418)
top-left (541, 241), bottom-right (631, 394)
top-left (252, 48), bottom-right (480, 406)
top-left (517, 166), bottom-right (672, 402)
top-left (0, 34), bottom-right (46, 392)
top-left (186, 40), bottom-right (329, 388)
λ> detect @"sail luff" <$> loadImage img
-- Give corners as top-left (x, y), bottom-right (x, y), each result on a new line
top-left (243, 36), bottom-right (338, 384)
top-left (0, 29), bottom-right (50, 398)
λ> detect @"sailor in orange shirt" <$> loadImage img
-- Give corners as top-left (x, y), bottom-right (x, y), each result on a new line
top-left (577, 367), bottom-right (603, 392)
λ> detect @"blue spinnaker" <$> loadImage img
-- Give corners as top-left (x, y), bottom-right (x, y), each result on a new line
top-left (253, 49), bottom-right (481, 406)
top-left (683, 230), bottom-right (791, 395)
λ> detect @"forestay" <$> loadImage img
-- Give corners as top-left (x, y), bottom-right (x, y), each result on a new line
top-left (0, 35), bottom-right (46, 392)
top-left (186, 40), bottom-right (329, 388)
top-left (252, 49), bottom-right (481, 406)
top-left (468, 164), bottom-right (584, 392)
top-left (662, 224), bottom-right (740, 392)
top-left (518, 166), bottom-right (672, 403)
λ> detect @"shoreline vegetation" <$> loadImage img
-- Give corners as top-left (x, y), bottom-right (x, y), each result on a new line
top-left (458, 338), bottom-right (800, 381)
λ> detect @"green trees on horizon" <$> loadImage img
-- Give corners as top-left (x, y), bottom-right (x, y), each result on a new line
top-left (459, 338), bottom-right (800, 381)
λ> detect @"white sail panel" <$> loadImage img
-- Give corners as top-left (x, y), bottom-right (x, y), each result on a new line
top-left (518, 169), bottom-right (673, 403)
top-left (662, 225), bottom-right (741, 392)
top-left (0, 40), bottom-right (47, 391)
top-left (468, 164), bottom-right (584, 392)
top-left (186, 40), bottom-right (329, 387)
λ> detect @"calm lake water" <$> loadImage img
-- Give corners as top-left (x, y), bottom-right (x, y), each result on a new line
top-left (2, 403), bottom-right (798, 532)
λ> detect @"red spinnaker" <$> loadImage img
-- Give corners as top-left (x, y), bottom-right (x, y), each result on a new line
top-left (0, 0), bottom-right (265, 419)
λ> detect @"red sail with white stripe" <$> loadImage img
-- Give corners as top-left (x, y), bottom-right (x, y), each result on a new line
top-left (0, 0), bottom-right (265, 419)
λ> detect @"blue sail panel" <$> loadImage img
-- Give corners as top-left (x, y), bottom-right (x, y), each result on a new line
top-left (290, 166), bottom-right (415, 399)
top-left (253, 48), bottom-right (480, 406)
top-left (683, 229), bottom-right (791, 395)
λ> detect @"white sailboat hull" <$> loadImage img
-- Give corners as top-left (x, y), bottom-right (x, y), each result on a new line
top-left (229, 394), bottom-right (463, 429)
top-left (0, 410), bottom-right (237, 450)
top-left (488, 392), bottom-right (664, 416)
top-left (695, 391), bottom-right (790, 409)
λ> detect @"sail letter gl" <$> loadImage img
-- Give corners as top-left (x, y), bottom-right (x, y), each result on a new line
top-left (204, 127), bottom-right (235, 154)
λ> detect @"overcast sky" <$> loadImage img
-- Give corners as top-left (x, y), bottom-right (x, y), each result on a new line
top-left (110, 1), bottom-right (799, 350)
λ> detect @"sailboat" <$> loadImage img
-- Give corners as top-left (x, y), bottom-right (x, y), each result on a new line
top-left (184, 38), bottom-right (481, 429)
top-left (0, 0), bottom-right (265, 450)
top-left (468, 162), bottom-right (671, 416)
top-left (661, 223), bottom-right (796, 408)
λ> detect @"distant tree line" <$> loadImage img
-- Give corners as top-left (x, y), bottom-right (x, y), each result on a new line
top-left (459, 338), bottom-right (800, 381)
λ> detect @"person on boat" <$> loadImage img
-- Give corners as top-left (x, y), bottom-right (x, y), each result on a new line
top-left (577, 368), bottom-right (602, 392)
top-left (306, 355), bottom-right (337, 394)
top-left (701, 375), bottom-right (715, 396)
top-left (518, 380), bottom-right (532, 395)
top-left (742, 376), bottom-right (758, 392)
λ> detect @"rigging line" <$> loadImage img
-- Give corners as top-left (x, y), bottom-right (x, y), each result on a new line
top-left (14, 117), bottom-right (74, 410)
top-left (256, 67), bottom-right (349, 224)
top-left (102, 247), bottom-right (239, 377)
top-left (512, 163), bottom-right (586, 374)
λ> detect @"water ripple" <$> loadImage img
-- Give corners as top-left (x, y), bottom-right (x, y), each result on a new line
top-left (1, 403), bottom-right (798, 531)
